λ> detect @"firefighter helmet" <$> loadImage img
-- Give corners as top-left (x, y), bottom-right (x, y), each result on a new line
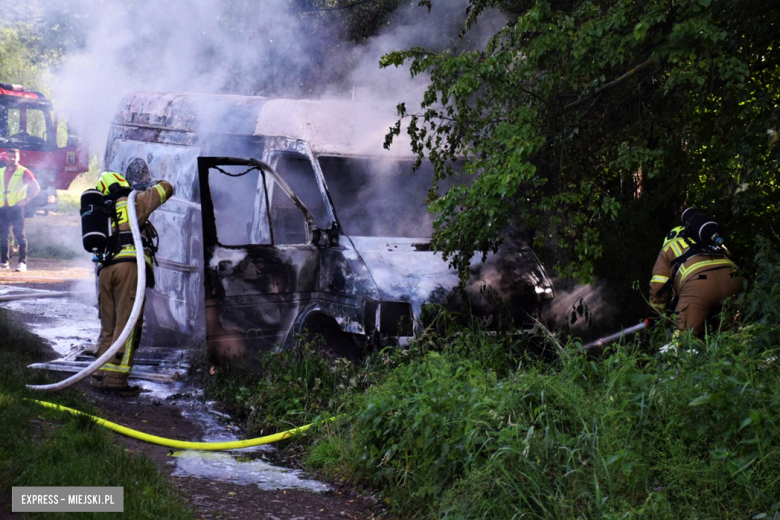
top-left (97, 171), bottom-right (131, 196)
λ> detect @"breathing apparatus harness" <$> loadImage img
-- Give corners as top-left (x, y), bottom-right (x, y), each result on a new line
top-left (80, 186), bottom-right (159, 288)
top-left (103, 223), bottom-right (159, 266)
top-left (657, 208), bottom-right (733, 305)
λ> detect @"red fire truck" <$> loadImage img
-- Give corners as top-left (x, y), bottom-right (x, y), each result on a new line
top-left (0, 82), bottom-right (88, 214)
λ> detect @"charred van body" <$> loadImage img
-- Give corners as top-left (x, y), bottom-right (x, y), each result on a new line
top-left (104, 93), bottom-right (554, 364)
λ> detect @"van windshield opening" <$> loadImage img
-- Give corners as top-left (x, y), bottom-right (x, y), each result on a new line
top-left (319, 157), bottom-right (455, 239)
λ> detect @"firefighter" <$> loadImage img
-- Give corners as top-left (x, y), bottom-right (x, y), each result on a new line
top-left (0, 148), bottom-right (41, 272)
top-left (90, 171), bottom-right (174, 396)
top-left (648, 210), bottom-right (744, 337)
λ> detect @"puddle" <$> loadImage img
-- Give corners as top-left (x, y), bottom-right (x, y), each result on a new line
top-left (169, 393), bottom-right (331, 493)
top-left (0, 285), bottom-right (99, 356)
top-left (137, 379), bottom-right (187, 400)
top-left (169, 450), bottom-right (330, 492)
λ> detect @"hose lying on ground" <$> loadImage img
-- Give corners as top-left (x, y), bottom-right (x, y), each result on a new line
top-left (582, 319), bottom-right (649, 353)
top-left (27, 190), bottom-right (147, 392)
top-left (0, 290), bottom-right (92, 303)
top-left (29, 399), bottom-right (327, 450)
top-left (0, 276), bottom-right (85, 284)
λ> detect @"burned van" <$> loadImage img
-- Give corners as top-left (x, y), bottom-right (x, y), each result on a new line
top-left (104, 93), bottom-right (554, 363)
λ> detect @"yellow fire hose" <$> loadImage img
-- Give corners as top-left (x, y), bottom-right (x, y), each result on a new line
top-left (29, 399), bottom-right (330, 451)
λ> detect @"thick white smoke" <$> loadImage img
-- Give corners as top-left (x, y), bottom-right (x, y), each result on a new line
top-left (6, 1), bottom-right (506, 156)
top-left (341, 0), bottom-right (491, 100)
top-left (48, 0), bottom-right (329, 149)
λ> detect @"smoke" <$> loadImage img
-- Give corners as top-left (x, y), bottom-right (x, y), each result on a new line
top-left (5, 0), bottom-right (507, 157)
top-left (339, 0), bottom-right (505, 102)
top-left (25, 211), bottom-right (93, 264)
top-left (543, 278), bottom-right (621, 340)
top-left (47, 0), bottom-right (329, 149)
top-left (6, 2), bottom-right (522, 311)
top-left (321, 156), bottom-right (437, 238)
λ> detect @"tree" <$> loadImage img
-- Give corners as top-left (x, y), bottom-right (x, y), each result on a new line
top-left (0, 24), bottom-right (61, 89)
top-left (383, 0), bottom-right (780, 297)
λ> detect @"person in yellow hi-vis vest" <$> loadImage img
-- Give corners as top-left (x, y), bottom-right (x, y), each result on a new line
top-left (0, 148), bottom-right (41, 272)
top-left (648, 208), bottom-right (744, 339)
top-left (90, 171), bottom-right (174, 396)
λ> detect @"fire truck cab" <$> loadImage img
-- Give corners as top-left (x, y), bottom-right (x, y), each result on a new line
top-left (0, 83), bottom-right (88, 214)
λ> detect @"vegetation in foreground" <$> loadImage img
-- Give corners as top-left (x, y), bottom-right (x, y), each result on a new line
top-left (205, 240), bottom-right (780, 519)
top-left (0, 310), bottom-right (194, 519)
top-left (385, 0), bottom-right (779, 294)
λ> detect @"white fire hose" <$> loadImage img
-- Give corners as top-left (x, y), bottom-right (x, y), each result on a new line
top-left (582, 319), bottom-right (650, 353)
top-left (0, 291), bottom-right (92, 303)
top-left (27, 191), bottom-right (146, 391)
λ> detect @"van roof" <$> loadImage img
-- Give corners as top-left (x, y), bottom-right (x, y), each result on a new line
top-left (114, 92), bottom-right (414, 158)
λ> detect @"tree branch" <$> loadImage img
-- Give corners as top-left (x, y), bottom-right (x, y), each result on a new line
top-left (517, 85), bottom-right (550, 106)
top-left (305, 0), bottom-right (383, 12)
top-left (561, 57), bottom-right (658, 113)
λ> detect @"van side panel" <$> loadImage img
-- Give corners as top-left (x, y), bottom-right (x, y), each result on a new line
top-left (105, 135), bottom-right (205, 343)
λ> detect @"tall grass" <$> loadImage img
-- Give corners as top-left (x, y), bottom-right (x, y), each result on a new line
top-left (205, 239), bottom-right (780, 518)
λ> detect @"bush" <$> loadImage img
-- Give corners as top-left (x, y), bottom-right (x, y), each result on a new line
top-left (206, 240), bottom-right (780, 518)
top-left (202, 334), bottom-right (368, 435)
top-left (313, 251), bottom-right (780, 517)
top-left (309, 330), bottom-right (780, 518)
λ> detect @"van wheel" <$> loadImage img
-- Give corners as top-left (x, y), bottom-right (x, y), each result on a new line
top-left (302, 314), bottom-right (364, 361)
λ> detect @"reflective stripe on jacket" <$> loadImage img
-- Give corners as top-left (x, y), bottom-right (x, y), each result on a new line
top-left (105, 181), bottom-right (174, 269)
top-left (0, 166), bottom-right (28, 207)
top-left (112, 199), bottom-right (153, 268)
top-left (648, 226), bottom-right (736, 312)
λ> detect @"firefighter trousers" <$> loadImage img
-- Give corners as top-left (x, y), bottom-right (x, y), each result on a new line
top-left (676, 267), bottom-right (744, 335)
top-left (91, 262), bottom-right (145, 390)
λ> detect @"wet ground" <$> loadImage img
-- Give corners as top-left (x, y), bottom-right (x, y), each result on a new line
top-left (0, 261), bottom-right (98, 356)
top-left (2, 255), bottom-right (385, 519)
top-left (84, 382), bottom-right (381, 519)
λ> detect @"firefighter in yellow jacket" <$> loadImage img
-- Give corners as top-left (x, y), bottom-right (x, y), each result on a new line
top-left (649, 208), bottom-right (743, 335)
top-left (90, 171), bottom-right (174, 395)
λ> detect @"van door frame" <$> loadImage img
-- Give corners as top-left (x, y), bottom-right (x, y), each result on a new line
top-left (198, 156), bottom-right (327, 361)
top-left (198, 156), bottom-right (318, 247)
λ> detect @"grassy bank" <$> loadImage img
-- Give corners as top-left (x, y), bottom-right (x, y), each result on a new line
top-left (205, 241), bottom-right (780, 518)
top-left (0, 310), bottom-right (194, 519)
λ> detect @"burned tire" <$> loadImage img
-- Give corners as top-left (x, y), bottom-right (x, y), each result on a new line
top-left (302, 313), bottom-right (364, 361)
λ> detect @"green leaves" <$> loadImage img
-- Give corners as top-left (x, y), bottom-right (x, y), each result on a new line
top-left (689, 393), bottom-right (712, 406)
top-left (384, 0), bottom-right (779, 293)
top-left (305, 293), bottom-right (780, 517)
top-left (633, 21), bottom-right (649, 41)
top-left (0, 25), bottom-right (61, 92)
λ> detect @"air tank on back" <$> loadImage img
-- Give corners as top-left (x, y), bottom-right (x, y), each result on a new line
top-left (80, 189), bottom-right (108, 253)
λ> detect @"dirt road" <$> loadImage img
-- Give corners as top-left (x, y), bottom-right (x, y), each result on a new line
top-left (78, 382), bottom-right (382, 519)
top-left (2, 253), bottom-right (386, 519)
